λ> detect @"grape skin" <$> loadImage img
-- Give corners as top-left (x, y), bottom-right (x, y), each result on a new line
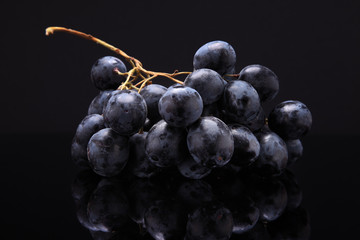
top-left (87, 90), bottom-right (113, 115)
top-left (103, 90), bottom-right (147, 136)
top-left (145, 120), bottom-right (187, 168)
top-left (71, 114), bottom-right (105, 168)
top-left (193, 40), bottom-right (236, 76)
top-left (222, 80), bottom-right (261, 125)
top-left (87, 128), bottom-right (130, 177)
top-left (139, 84), bottom-right (167, 123)
top-left (158, 84), bottom-right (203, 128)
top-left (268, 100), bottom-right (312, 140)
top-left (238, 64), bottom-right (279, 103)
top-left (187, 116), bottom-right (234, 168)
top-left (90, 56), bottom-right (127, 90)
top-left (184, 68), bottom-right (225, 105)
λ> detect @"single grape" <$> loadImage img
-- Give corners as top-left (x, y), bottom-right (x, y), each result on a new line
top-left (158, 84), bottom-right (203, 128)
top-left (285, 139), bottom-right (303, 166)
top-left (254, 130), bottom-right (288, 176)
top-left (90, 56), bottom-right (127, 90)
top-left (87, 90), bottom-right (113, 115)
top-left (228, 124), bottom-right (260, 169)
top-left (87, 128), bottom-right (130, 177)
top-left (238, 64), bottom-right (279, 102)
top-left (222, 80), bottom-right (262, 125)
top-left (103, 90), bottom-right (147, 136)
top-left (145, 120), bottom-right (187, 167)
top-left (268, 100), bottom-right (312, 140)
top-left (127, 132), bottom-right (161, 178)
top-left (193, 40), bottom-right (236, 76)
top-left (184, 68), bottom-right (225, 105)
top-left (71, 114), bottom-right (105, 168)
top-left (187, 116), bottom-right (234, 168)
top-left (177, 152), bottom-right (212, 179)
top-left (139, 84), bottom-right (167, 123)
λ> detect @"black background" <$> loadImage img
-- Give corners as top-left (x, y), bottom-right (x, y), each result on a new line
top-left (1, 0), bottom-right (360, 239)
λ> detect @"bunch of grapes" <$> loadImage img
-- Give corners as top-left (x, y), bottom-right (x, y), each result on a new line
top-left (46, 27), bottom-right (312, 180)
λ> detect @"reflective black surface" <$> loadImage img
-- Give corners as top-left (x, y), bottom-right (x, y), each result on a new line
top-left (1, 134), bottom-right (359, 239)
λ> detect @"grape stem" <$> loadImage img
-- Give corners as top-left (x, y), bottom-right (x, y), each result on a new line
top-left (45, 26), bottom-right (191, 92)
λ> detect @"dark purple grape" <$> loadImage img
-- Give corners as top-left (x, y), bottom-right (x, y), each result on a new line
top-left (268, 100), bottom-right (312, 140)
top-left (127, 132), bottom-right (161, 178)
top-left (88, 90), bottom-right (113, 115)
top-left (254, 130), bottom-right (288, 176)
top-left (185, 201), bottom-right (233, 240)
top-left (71, 114), bottom-right (105, 168)
top-left (243, 107), bottom-right (266, 132)
top-left (187, 116), bottom-right (234, 168)
top-left (158, 84), bottom-right (203, 128)
top-left (286, 139), bottom-right (303, 166)
top-left (184, 68), bottom-right (225, 105)
top-left (145, 120), bottom-right (187, 167)
top-left (87, 179), bottom-right (129, 232)
top-left (90, 56), bottom-right (127, 90)
top-left (222, 80), bottom-right (261, 125)
top-left (87, 128), bottom-right (129, 177)
top-left (144, 199), bottom-right (187, 240)
top-left (238, 64), bottom-right (279, 103)
top-left (139, 84), bottom-right (167, 122)
top-left (193, 40), bottom-right (236, 76)
top-left (103, 90), bottom-right (147, 136)
top-left (228, 124), bottom-right (260, 169)
top-left (177, 153), bottom-right (212, 179)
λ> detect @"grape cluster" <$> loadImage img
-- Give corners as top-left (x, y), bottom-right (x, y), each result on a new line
top-left (68, 38), bottom-right (312, 179)
top-left (46, 27), bottom-right (313, 240)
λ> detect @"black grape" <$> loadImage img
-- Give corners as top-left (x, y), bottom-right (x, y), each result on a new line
top-left (139, 84), bottom-right (167, 123)
top-left (187, 116), bottom-right (234, 168)
top-left (268, 100), bottom-right (312, 140)
top-left (103, 90), bottom-right (147, 136)
top-left (184, 68), bottom-right (225, 105)
top-left (228, 124), bottom-right (260, 169)
top-left (177, 152), bottom-right (212, 179)
top-left (71, 114), bottom-right (105, 168)
top-left (90, 56), bottom-right (127, 90)
top-left (87, 128), bottom-right (129, 177)
top-left (145, 120), bottom-right (187, 167)
top-left (222, 80), bottom-right (261, 125)
top-left (238, 64), bottom-right (279, 103)
top-left (193, 40), bottom-right (236, 76)
top-left (127, 132), bottom-right (161, 178)
top-left (87, 90), bottom-right (113, 115)
top-left (286, 139), bottom-right (303, 166)
top-left (158, 84), bottom-right (203, 128)
top-left (254, 130), bottom-right (288, 176)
